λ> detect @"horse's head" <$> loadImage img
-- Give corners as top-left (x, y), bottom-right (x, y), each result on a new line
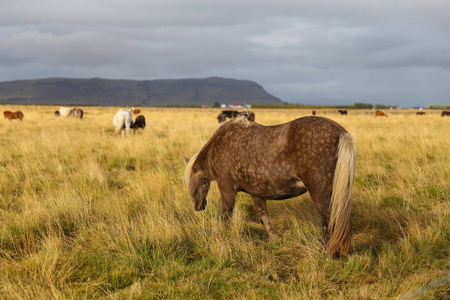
top-left (184, 156), bottom-right (209, 211)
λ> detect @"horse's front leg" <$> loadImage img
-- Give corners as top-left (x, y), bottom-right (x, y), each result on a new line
top-left (251, 195), bottom-right (276, 241)
top-left (217, 183), bottom-right (237, 222)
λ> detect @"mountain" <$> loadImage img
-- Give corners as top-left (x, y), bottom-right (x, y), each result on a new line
top-left (0, 77), bottom-right (284, 106)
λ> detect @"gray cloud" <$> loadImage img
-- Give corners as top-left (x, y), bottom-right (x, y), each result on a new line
top-left (1, 0), bottom-right (449, 106)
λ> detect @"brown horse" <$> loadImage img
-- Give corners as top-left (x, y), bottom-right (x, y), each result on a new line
top-left (441, 111), bottom-right (450, 117)
top-left (184, 116), bottom-right (355, 257)
top-left (69, 108), bottom-right (84, 119)
top-left (217, 110), bottom-right (255, 123)
top-left (416, 111), bottom-right (425, 116)
top-left (375, 110), bottom-right (387, 117)
top-left (4, 111), bottom-right (24, 121)
top-left (132, 115), bottom-right (146, 134)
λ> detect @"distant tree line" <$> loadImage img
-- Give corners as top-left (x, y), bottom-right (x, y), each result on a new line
top-left (162, 101), bottom-right (406, 109)
top-left (251, 102), bottom-right (399, 109)
top-left (427, 104), bottom-right (450, 109)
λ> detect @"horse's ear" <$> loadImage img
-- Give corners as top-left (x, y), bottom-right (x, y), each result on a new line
top-left (183, 156), bottom-right (190, 165)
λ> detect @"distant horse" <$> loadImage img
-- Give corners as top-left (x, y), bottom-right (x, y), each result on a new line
top-left (441, 111), bottom-right (450, 117)
top-left (132, 108), bottom-right (141, 114)
top-left (3, 110), bottom-right (11, 118)
top-left (70, 108), bottom-right (84, 119)
top-left (133, 115), bottom-right (146, 134)
top-left (217, 110), bottom-right (255, 123)
top-left (338, 110), bottom-right (348, 115)
top-left (59, 107), bottom-right (71, 119)
top-left (113, 109), bottom-right (133, 136)
top-left (184, 116), bottom-right (355, 257)
top-left (54, 111), bottom-right (60, 117)
top-left (4, 111), bottom-right (24, 121)
top-left (217, 113), bottom-right (227, 123)
top-left (375, 110), bottom-right (387, 117)
top-left (416, 111), bottom-right (425, 116)
top-left (312, 110), bottom-right (316, 116)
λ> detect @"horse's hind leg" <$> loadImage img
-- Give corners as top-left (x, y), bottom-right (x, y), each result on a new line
top-left (308, 187), bottom-right (332, 246)
top-left (251, 195), bottom-right (276, 241)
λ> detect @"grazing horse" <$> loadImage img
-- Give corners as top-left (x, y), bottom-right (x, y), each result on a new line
top-left (338, 110), bottom-right (348, 115)
top-left (184, 116), bottom-right (355, 257)
top-left (441, 111), bottom-right (450, 117)
top-left (416, 111), bottom-right (425, 116)
top-left (4, 111), bottom-right (24, 121)
top-left (70, 108), bottom-right (84, 119)
top-left (133, 115), bottom-right (146, 134)
top-left (54, 111), bottom-right (60, 117)
top-left (217, 113), bottom-right (227, 123)
top-left (59, 107), bottom-right (71, 119)
top-left (113, 109), bottom-right (133, 136)
top-left (375, 110), bottom-right (387, 117)
top-left (217, 110), bottom-right (255, 123)
top-left (312, 110), bottom-right (316, 116)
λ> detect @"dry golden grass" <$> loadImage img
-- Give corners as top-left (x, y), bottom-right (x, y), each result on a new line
top-left (0, 105), bottom-right (449, 299)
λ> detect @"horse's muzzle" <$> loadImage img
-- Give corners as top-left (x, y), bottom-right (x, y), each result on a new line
top-left (195, 199), bottom-right (207, 211)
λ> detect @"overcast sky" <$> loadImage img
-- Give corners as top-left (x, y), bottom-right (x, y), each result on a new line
top-left (1, 0), bottom-right (449, 107)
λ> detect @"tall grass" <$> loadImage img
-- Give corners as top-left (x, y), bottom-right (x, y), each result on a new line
top-left (0, 106), bottom-right (449, 298)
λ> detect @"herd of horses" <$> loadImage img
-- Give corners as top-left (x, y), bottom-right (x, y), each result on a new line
top-left (2, 106), bottom-right (449, 257)
top-left (3, 107), bottom-right (147, 137)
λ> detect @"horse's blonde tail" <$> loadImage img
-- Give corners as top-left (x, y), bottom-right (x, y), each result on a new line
top-left (327, 133), bottom-right (355, 257)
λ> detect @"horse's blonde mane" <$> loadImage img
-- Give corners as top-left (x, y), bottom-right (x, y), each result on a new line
top-left (184, 152), bottom-right (199, 185)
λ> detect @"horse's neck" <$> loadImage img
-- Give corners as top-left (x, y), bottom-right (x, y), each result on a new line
top-left (196, 150), bottom-right (214, 180)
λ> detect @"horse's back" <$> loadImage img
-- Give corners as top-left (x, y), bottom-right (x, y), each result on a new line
top-left (59, 107), bottom-right (70, 118)
top-left (113, 109), bottom-right (132, 128)
top-left (219, 117), bottom-right (346, 146)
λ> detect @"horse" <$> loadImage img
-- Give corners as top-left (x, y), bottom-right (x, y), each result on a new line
top-left (184, 116), bottom-right (355, 257)
top-left (132, 108), bottom-right (141, 114)
top-left (113, 109), bottom-right (133, 136)
top-left (312, 110), bottom-right (316, 116)
top-left (217, 110), bottom-right (255, 123)
top-left (70, 108), bottom-right (84, 119)
top-left (375, 110), bottom-right (387, 117)
top-left (441, 111), bottom-right (450, 117)
top-left (338, 110), bottom-right (348, 115)
top-left (133, 115), bottom-right (146, 134)
top-left (217, 113), bottom-right (227, 123)
top-left (54, 111), bottom-right (60, 117)
top-left (75, 108), bottom-right (84, 119)
top-left (416, 111), bottom-right (425, 116)
top-left (4, 111), bottom-right (24, 121)
top-left (59, 107), bottom-right (71, 119)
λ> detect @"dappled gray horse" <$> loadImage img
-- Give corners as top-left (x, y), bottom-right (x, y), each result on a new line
top-left (185, 116), bottom-right (355, 257)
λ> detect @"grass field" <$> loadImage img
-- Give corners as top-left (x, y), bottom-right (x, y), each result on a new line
top-left (0, 105), bottom-right (449, 299)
